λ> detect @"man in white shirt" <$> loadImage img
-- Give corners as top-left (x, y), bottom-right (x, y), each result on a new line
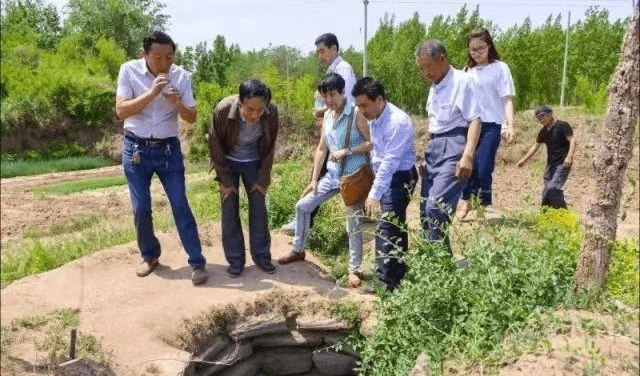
top-left (314, 33), bottom-right (357, 117)
top-left (416, 40), bottom-right (482, 253)
top-left (116, 31), bottom-right (207, 285)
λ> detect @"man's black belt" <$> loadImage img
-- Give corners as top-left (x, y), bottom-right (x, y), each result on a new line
top-left (125, 130), bottom-right (178, 147)
top-left (429, 127), bottom-right (467, 140)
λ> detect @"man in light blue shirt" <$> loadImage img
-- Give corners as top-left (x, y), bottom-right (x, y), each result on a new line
top-left (416, 40), bottom-right (481, 252)
top-left (353, 77), bottom-right (416, 292)
top-left (116, 31), bottom-right (207, 285)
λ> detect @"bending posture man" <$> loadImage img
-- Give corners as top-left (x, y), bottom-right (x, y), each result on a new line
top-left (209, 79), bottom-right (279, 277)
top-left (416, 40), bottom-right (482, 252)
top-left (517, 105), bottom-right (576, 208)
top-left (116, 31), bottom-right (207, 285)
top-left (354, 77), bottom-right (416, 292)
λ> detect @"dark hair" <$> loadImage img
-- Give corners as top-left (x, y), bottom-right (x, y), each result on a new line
top-left (534, 105), bottom-right (553, 117)
top-left (466, 29), bottom-right (500, 69)
top-left (315, 33), bottom-right (339, 52)
top-left (239, 79), bottom-right (271, 104)
top-left (318, 73), bottom-right (345, 94)
top-left (416, 40), bottom-right (448, 59)
top-left (352, 77), bottom-right (385, 101)
top-left (143, 31), bottom-right (176, 53)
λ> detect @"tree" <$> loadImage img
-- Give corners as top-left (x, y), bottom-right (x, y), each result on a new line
top-left (63, 0), bottom-right (168, 59)
top-left (573, 8), bottom-right (639, 290)
top-left (1, 0), bottom-right (61, 50)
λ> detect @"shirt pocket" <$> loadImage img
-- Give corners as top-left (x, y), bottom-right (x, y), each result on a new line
top-left (436, 103), bottom-right (454, 123)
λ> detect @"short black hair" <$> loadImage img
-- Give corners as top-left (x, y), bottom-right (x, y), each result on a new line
top-left (315, 33), bottom-right (339, 52)
top-left (143, 31), bottom-right (176, 53)
top-left (239, 79), bottom-right (271, 104)
top-left (318, 73), bottom-right (345, 94)
top-left (352, 77), bottom-right (386, 101)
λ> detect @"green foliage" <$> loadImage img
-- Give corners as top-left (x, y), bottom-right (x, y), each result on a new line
top-left (358, 208), bottom-right (582, 375)
top-left (187, 81), bottom-right (235, 162)
top-left (63, 0), bottom-right (169, 59)
top-left (0, 155), bottom-right (113, 178)
top-left (575, 75), bottom-right (608, 113)
top-left (607, 238), bottom-right (639, 308)
top-left (267, 159), bottom-right (309, 228)
top-left (33, 176), bottom-right (126, 195)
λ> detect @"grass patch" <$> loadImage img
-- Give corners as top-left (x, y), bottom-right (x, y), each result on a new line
top-left (33, 176), bottom-right (127, 195)
top-left (607, 238), bottom-right (639, 308)
top-left (1, 156), bottom-right (114, 178)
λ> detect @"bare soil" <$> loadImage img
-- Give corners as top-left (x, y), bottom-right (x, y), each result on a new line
top-left (1, 111), bottom-right (638, 376)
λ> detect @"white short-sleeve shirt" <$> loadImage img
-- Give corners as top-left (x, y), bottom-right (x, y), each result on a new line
top-left (426, 67), bottom-right (480, 134)
top-left (466, 60), bottom-right (515, 125)
top-left (116, 58), bottom-right (195, 138)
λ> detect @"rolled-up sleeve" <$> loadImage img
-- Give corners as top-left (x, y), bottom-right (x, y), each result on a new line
top-left (116, 65), bottom-right (132, 99)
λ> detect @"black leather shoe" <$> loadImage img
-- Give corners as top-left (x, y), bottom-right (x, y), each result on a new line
top-left (256, 261), bottom-right (276, 274)
top-left (226, 265), bottom-right (243, 278)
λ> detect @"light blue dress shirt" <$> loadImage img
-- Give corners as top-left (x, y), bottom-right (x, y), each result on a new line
top-left (368, 102), bottom-right (415, 201)
top-left (426, 67), bottom-right (480, 134)
top-left (116, 58), bottom-right (195, 138)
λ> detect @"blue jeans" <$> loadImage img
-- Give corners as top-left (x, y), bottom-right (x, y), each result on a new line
top-left (292, 173), bottom-right (364, 272)
top-left (420, 128), bottom-right (468, 253)
top-left (542, 164), bottom-right (571, 209)
top-left (462, 122), bottom-right (501, 206)
top-left (123, 137), bottom-right (205, 269)
top-left (375, 169), bottom-right (412, 289)
top-left (221, 159), bottom-right (271, 269)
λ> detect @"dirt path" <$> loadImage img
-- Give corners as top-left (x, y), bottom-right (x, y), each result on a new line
top-left (0, 221), bottom-right (349, 376)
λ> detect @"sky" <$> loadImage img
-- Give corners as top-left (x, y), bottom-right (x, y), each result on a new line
top-left (47, 0), bottom-right (636, 53)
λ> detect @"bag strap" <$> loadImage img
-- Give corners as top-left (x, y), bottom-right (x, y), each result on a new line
top-left (339, 107), bottom-right (356, 177)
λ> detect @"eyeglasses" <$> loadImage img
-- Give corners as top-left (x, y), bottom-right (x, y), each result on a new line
top-left (469, 44), bottom-right (488, 54)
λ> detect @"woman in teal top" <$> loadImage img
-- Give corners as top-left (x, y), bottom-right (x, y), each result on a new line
top-left (278, 73), bottom-right (372, 288)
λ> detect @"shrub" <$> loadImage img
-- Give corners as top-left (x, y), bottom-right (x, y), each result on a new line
top-left (607, 238), bottom-right (639, 308)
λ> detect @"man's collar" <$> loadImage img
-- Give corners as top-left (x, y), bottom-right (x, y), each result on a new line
top-left (328, 55), bottom-right (342, 71)
top-left (433, 66), bottom-right (452, 89)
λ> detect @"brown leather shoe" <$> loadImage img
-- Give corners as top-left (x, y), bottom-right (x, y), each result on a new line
top-left (278, 251), bottom-right (305, 265)
top-left (136, 258), bottom-right (159, 277)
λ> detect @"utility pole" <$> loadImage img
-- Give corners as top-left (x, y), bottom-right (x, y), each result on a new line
top-left (363, 0), bottom-right (369, 76)
top-left (560, 11), bottom-right (571, 107)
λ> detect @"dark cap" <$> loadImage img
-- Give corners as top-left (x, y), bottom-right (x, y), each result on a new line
top-left (534, 105), bottom-right (553, 117)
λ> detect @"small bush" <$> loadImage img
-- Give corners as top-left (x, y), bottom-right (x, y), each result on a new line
top-left (607, 238), bottom-right (639, 308)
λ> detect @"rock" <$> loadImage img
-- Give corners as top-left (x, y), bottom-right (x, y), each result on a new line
top-left (312, 349), bottom-right (357, 376)
top-left (261, 347), bottom-right (314, 375)
top-left (296, 318), bottom-right (353, 331)
top-left (408, 351), bottom-right (430, 376)
top-left (215, 354), bottom-right (263, 376)
top-left (54, 358), bottom-right (117, 376)
top-left (252, 331), bottom-right (324, 348)
top-left (230, 317), bottom-right (289, 341)
top-left (197, 340), bottom-right (253, 376)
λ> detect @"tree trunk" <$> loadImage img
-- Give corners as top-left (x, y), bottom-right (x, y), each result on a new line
top-left (573, 8), bottom-right (640, 289)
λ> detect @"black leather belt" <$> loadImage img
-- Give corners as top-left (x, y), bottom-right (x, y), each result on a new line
top-left (125, 130), bottom-right (177, 147)
top-left (429, 127), bottom-right (467, 140)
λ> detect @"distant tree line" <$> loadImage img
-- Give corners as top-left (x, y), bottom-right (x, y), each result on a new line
top-left (0, 1), bottom-right (629, 154)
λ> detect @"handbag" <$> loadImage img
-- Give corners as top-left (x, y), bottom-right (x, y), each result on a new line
top-left (339, 108), bottom-right (375, 207)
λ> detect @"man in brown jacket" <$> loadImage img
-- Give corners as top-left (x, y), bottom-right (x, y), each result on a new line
top-left (209, 79), bottom-right (279, 277)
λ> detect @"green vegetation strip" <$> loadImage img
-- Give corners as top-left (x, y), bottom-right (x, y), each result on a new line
top-left (33, 176), bottom-right (126, 195)
top-left (1, 156), bottom-right (114, 179)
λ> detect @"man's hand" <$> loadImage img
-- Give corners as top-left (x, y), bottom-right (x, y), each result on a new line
top-left (455, 154), bottom-right (474, 179)
top-left (365, 197), bottom-right (381, 217)
top-left (314, 106), bottom-right (327, 118)
top-left (501, 126), bottom-right (515, 144)
top-left (250, 184), bottom-right (268, 197)
top-left (563, 155), bottom-right (573, 168)
top-left (301, 181), bottom-right (318, 197)
top-left (163, 86), bottom-right (182, 107)
top-left (220, 185), bottom-right (238, 202)
top-left (151, 73), bottom-right (170, 96)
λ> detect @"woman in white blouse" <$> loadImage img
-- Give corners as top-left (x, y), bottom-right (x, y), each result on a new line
top-left (459, 29), bottom-right (516, 219)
